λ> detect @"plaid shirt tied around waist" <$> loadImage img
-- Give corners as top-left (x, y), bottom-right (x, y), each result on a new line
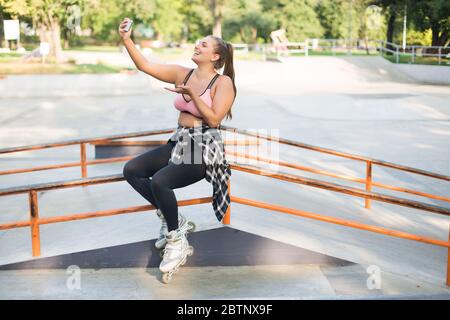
top-left (167, 124), bottom-right (231, 222)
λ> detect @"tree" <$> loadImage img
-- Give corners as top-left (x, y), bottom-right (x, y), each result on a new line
top-left (369, 0), bottom-right (403, 49)
top-left (316, 0), bottom-right (370, 40)
top-left (206, 0), bottom-right (227, 37)
top-left (152, 0), bottom-right (184, 42)
top-left (317, 0), bottom-right (350, 39)
top-left (179, 0), bottom-right (212, 43)
top-left (277, 0), bottom-right (323, 41)
top-left (1, 0), bottom-right (86, 61)
top-left (371, 0), bottom-right (448, 48)
top-left (83, 0), bottom-right (157, 43)
top-left (1, 0), bottom-right (30, 48)
top-left (224, 0), bottom-right (271, 43)
top-left (409, 0), bottom-right (449, 47)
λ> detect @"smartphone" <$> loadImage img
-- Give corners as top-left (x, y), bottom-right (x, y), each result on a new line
top-left (124, 20), bottom-right (133, 32)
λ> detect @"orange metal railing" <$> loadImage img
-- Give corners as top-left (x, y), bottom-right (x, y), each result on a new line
top-left (0, 126), bottom-right (449, 285)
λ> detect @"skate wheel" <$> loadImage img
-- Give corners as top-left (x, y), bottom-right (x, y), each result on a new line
top-left (162, 273), bottom-right (172, 284)
top-left (187, 221), bottom-right (196, 232)
top-left (187, 246), bottom-right (194, 256)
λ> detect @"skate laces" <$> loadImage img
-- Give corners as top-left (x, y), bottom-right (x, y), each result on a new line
top-left (163, 230), bottom-right (186, 259)
top-left (157, 210), bottom-right (186, 230)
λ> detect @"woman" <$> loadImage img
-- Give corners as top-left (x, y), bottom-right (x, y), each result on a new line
top-left (119, 18), bottom-right (235, 282)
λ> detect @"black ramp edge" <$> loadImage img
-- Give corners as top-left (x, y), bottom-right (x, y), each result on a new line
top-left (0, 227), bottom-right (354, 270)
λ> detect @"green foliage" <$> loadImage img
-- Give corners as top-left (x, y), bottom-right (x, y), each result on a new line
top-left (152, 0), bottom-right (184, 41)
top-left (269, 0), bottom-right (324, 40)
top-left (316, 0), bottom-right (350, 39)
top-left (82, 0), bottom-right (157, 43)
top-left (223, 0), bottom-right (272, 43)
top-left (0, 0), bottom-right (29, 17)
top-left (180, 0), bottom-right (213, 42)
top-left (404, 29), bottom-right (432, 46)
top-left (1, 0), bottom-right (444, 48)
top-left (408, 0), bottom-right (449, 46)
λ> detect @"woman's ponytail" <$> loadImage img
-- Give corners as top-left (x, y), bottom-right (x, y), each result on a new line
top-left (211, 36), bottom-right (236, 121)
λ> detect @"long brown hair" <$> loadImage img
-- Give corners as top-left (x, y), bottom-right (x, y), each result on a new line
top-left (210, 35), bottom-right (236, 121)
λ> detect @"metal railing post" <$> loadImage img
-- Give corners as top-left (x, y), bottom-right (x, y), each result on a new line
top-left (223, 180), bottom-right (231, 225)
top-left (365, 161), bottom-right (373, 209)
top-left (396, 45), bottom-right (399, 63)
top-left (412, 46), bottom-right (415, 63)
top-left (305, 39), bottom-right (309, 57)
top-left (80, 143), bottom-right (87, 178)
top-left (438, 47), bottom-right (442, 65)
top-left (29, 190), bottom-right (41, 257)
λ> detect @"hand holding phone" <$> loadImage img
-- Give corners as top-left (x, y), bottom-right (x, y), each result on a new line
top-left (119, 18), bottom-right (133, 40)
top-left (124, 19), bottom-right (133, 32)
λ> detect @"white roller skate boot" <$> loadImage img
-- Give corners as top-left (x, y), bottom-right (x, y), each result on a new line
top-left (159, 223), bottom-right (194, 284)
top-left (155, 209), bottom-right (196, 250)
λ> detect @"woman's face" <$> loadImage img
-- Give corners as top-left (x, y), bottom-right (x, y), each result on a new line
top-left (192, 36), bottom-right (219, 64)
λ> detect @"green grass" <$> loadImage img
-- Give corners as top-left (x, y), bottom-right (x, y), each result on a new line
top-left (65, 45), bottom-right (120, 52)
top-left (289, 49), bottom-right (379, 57)
top-left (233, 51), bottom-right (266, 61)
top-left (0, 53), bottom-right (24, 63)
top-left (65, 63), bottom-right (124, 73)
top-left (0, 62), bottom-right (127, 75)
top-left (382, 53), bottom-right (450, 66)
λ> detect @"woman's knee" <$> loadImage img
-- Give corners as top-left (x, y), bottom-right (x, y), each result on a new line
top-left (123, 160), bottom-right (138, 179)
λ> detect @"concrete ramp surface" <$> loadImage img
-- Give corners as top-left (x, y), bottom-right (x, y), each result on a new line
top-left (1, 227), bottom-right (449, 299)
top-left (0, 56), bottom-right (449, 299)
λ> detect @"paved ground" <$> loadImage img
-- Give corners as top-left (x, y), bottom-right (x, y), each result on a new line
top-left (1, 227), bottom-right (449, 300)
top-left (0, 55), bottom-right (449, 298)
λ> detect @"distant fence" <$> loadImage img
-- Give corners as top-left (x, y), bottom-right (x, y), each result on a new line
top-left (380, 41), bottom-right (450, 65)
top-left (231, 39), bottom-right (449, 65)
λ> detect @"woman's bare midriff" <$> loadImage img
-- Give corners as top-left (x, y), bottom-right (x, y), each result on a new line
top-left (177, 111), bottom-right (219, 128)
top-left (177, 111), bottom-right (204, 127)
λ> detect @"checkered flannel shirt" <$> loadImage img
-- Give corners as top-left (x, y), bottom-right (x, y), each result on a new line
top-left (167, 124), bottom-right (231, 222)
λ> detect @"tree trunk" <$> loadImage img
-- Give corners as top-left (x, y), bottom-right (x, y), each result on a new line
top-left (212, 14), bottom-right (222, 37)
top-left (38, 19), bottom-right (62, 62)
top-left (211, 0), bottom-right (223, 37)
top-left (181, 23), bottom-right (188, 45)
top-left (386, 8), bottom-right (396, 52)
top-left (50, 18), bottom-right (62, 62)
top-left (431, 24), bottom-right (448, 47)
top-left (251, 27), bottom-right (257, 43)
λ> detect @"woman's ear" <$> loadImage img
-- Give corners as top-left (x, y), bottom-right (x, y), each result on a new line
top-left (211, 53), bottom-right (220, 62)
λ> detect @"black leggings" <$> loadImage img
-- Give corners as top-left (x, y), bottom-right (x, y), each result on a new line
top-left (123, 140), bottom-right (206, 231)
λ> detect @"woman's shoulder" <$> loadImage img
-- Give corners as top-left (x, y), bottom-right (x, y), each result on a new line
top-left (211, 74), bottom-right (233, 99)
top-left (213, 74), bottom-right (232, 86)
top-left (175, 66), bottom-right (195, 85)
top-left (214, 74), bottom-right (233, 91)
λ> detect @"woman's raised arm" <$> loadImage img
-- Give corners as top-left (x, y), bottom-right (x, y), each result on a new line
top-left (119, 17), bottom-right (188, 84)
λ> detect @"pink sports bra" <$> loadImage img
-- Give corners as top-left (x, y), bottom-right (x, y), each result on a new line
top-left (174, 69), bottom-right (220, 118)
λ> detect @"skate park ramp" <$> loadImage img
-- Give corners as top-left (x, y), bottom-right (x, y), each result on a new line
top-left (0, 227), bottom-right (353, 270)
top-left (1, 55), bottom-right (450, 299)
top-left (1, 227), bottom-right (450, 299)
top-left (273, 55), bottom-right (416, 86)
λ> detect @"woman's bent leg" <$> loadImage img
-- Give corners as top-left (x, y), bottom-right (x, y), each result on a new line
top-left (122, 141), bottom-right (175, 208)
top-left (151, 161), bottom-right (206, 231)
